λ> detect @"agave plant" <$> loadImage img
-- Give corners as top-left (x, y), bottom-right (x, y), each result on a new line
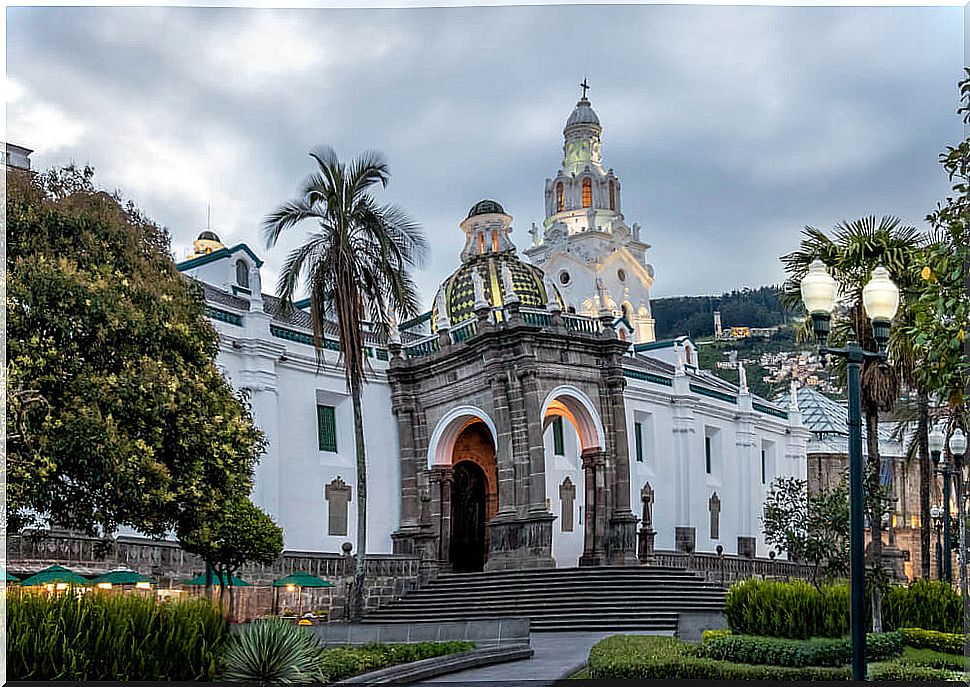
top-left (222, 619), bottom-right (324, 685)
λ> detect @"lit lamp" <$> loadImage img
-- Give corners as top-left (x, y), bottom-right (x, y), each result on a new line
top-left (861, 265), bottom-right (900, 353)
top-left (800, 260), bottom-right (899, 683)
top-left (286, 584), bottom-right (297, 593)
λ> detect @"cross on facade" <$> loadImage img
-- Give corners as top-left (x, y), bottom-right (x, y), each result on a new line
top-left (580, 78), bottom-right (590, 100)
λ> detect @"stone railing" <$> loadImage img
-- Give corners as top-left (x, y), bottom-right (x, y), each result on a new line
top-left (651, 550), bottom-right (815, 586)
top-left (563, 312), bottom-right (601, 334)
top-left (7, 532), bottom-right (421, 621)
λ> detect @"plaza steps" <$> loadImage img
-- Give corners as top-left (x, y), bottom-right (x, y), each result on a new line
top-left (362, 566), bottom-right (726, 632)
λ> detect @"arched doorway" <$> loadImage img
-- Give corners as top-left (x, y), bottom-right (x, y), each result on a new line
top-left (450, 461), bottom-right (488, 572)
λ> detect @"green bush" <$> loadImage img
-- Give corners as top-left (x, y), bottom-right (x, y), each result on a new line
top-left (899, 627), bottom-right (966, 655)
top-left (587, 635), bottom-right (851, 680)
top-left (317, 641), bottom-right (473, 682)
top-left (899, 647), bottom-right (967, 671)
top-left (868, 660), bottom-right (961, 682)
top-left (724, 578), bottom-right (849, 638)
top-left (222, 619), bottom-right (325, 684)
top-left (697, 632), bottom-right (901, 667)
top-left (701, 628), bottom-right (732, 643)
top-left (884, 579), bottom-right (962, 633)
top-left (726, 578), bottom-right (964, 638)
top-left (6, 590), bottom-right (227, 680)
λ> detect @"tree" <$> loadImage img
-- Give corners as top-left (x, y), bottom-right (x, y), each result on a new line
top-left (6, 166), bottom-right (265, 539)
top-left (762, 476), bottom-right (849, 587)
top-left (781, 215), bottom-right (927, 626)
top-left (179, 497), bottom-right (283, 619)
top-left (263, 147), bottom-right (427, 620)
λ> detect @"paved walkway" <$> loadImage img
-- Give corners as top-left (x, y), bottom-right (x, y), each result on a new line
top-left (419, 630), bottom-right (669, 684)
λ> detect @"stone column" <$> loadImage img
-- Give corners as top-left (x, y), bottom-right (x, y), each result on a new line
top-left (670, 375), bottom-right (697, 544)
top-left (430, 466), bottom-right (453, 571)
top-left (601, 349), bottom-right (638, 565)
top-left (487, 365), bottom-right (516, 515)
top-left (519, 368), bottom-right (549, 514)
top-left (580, 448), bottom-right (606, 566)
top-left (734, 393), bottom-right (757, 551)
top-left (243, 371), bottom-right (281, 519)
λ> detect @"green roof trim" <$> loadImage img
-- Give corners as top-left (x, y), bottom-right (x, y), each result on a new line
top-left (753, 402), bottom-right (789, 420)
top-left (272, 571), bottom-right (335, 588)
top-left (206, 306), bottom-right (243, 326)
top-left (623, 368), bottom-right (673, 387)
top-left (176, 243), bottom-right (264, 272)
top-left (400, 311), bottom-right (432, 330)
top-left (6, 570), bottom-right (19, 583)
top-left (20, 565), bottom-right (90, 587)
top-left (293, 297), bottom-right (312, 310)
top-left (271, 324), bottom-right (314, 346)
top-left (634, 339), bottom-right (676, 351)
top-left (690, 383), bottom-right (738, 405)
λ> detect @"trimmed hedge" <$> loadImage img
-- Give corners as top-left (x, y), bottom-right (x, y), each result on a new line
top-left (726, 578), bottom-right (963, 638)
top-left (697, 632), bottom-right (902, 667)
top-left (587, 635), bottom-right (851, 680)
top-left (868, 660), bottom-right (961, 682)
top-left (7, 591), bottom-right (228, 680)
top-left (899, 647), bottom-right (967, 672)
top-left (900, 627), bottom-right (967, 655)
top-left (317, 641), bottom-right (474, 682)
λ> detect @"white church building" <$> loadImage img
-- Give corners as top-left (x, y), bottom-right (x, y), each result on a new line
top-left (176, 93), bottom-right (809, 572)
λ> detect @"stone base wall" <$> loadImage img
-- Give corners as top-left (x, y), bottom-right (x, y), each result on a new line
top-left (6, 533), bottom-right (420, 621)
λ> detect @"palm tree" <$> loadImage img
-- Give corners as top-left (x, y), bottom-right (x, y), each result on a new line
top-left (264, 147), bottom-right (427, 620)
top-left (781, 215), bottom-right (926, 628)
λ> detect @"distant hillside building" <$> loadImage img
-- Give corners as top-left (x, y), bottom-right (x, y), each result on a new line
top-left (4, 142), bottom-right (32, 171)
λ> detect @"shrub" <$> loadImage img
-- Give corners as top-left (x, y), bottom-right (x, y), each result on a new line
top-left (701, 629), bottom-right (732, 643)
top-left (697, 632), bottom-right (901, 667)
top-left (899, 627), bottom-right (966, 655)
top-left (6, 590), bottom-right (227, 680)
top-left (222, 619), bottom-right (325, 684)
top-left (587, 635), bottom-right (851, 680)
top-left (724, 578), bottom-right (849, 638)
top-left (868, 660), bottom-right (960, 682)
top-left (317, 641), bottom-right (473, 682)
top-left (884, 580), bottom-right (962, 633)
top-left (899, 647), bottom-right (967, 671)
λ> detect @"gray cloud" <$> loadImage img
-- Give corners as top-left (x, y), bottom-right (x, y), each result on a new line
top-left (7, 5), bottom-right (964, 304)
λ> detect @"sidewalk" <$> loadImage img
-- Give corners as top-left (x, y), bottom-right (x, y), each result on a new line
top-left (418, 630), bottom-right (670, 684)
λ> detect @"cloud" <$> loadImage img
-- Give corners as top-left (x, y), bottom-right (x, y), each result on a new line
top-left (6, 5), bottom-right (964, 306)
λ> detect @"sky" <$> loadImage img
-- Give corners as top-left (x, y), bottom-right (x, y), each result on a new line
top-left (6, 4), bottom-right (966, 305)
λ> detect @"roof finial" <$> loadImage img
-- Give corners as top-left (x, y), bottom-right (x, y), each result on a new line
top-left (580, 77), bottom-right (590, 101)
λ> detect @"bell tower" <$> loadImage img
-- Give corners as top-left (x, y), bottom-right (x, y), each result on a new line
top-left (525, 82), bottom-right (657, 343)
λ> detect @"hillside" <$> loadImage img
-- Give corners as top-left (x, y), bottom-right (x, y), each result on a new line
top-left (651, 285), bottom-right (795, 340)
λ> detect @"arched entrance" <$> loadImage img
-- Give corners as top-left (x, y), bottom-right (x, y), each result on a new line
top-left (450, 461), bottom-right (487, 572)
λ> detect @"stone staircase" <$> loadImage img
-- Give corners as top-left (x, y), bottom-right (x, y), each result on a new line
top-left (362, 566), bottom-right (726, 632)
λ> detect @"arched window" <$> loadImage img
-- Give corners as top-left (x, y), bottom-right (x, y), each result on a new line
top-left (609, 180), bottom-right (616, 211)
top-left (491, 231), bottom-right (499, 253)
top-left (556, 182), bottom-right (565, 211)
top-left (477, 233), bottom-right (485, 254)
top-left (582, 178), bottom-right (592, 208)
top-left (236, 261), bottom-right (250, 288)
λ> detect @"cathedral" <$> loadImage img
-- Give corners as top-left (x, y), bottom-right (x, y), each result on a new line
top-left (176, 92), bottom-right (809, 572)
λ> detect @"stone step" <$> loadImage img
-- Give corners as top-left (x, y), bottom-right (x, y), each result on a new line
top-left (396, 586), bottom-right (725, 599)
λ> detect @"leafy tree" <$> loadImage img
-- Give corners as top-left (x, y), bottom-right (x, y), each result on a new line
top-left (6, 166), bottom-right (265, 539)
top-left (179, 498), bottom-right (283, 618)
top-left (762, 476), bottom-right (849, 587)
top-left (263, 147), bottom-right (426, 620)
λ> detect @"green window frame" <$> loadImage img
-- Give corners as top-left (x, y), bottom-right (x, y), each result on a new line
top-left (705, 436), bottom-right (712, 474)
top-left (317, 404), bottom-right (337, 453)
top-left (634, 421), bottom-right (644, 462)
top-left (552, 416), bottom-right (565, 456)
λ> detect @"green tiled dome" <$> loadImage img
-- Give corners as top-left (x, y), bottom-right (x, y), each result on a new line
top-left (432, 251), bottom-right (558, 330)
top-left (466, 199), bottom-right (506, 218)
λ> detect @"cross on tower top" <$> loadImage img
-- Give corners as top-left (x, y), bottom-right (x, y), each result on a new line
top-left (580, 78), bottom-right (590, 100)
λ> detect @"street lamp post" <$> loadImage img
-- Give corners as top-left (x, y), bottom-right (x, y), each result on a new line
top-left (931, 506), bottom-right (944, 580)
top-left (949, 429), bottom-right (968, 647)
top-left (800, 260), bottom-right (899, 682)
top-left (930, 425), bottom-right (953, 582)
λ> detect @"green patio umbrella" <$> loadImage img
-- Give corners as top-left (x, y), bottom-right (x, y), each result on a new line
top-left (183, 572), bottom-right (251, 587)
top-left (19, 565), bottom-right (90, 587)
top-left (272, 572), bottom-right (334, 617)
top-left (271, 572), bottom-right (334, 588)
top-left (93, 568), bottom-right (155, 587)
top-left (5, 570), bottom-right (19, 583)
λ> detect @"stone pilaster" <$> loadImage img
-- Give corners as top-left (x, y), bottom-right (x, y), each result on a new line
top-left (429, 466), bottom-right (453, 571)
top-left (580, 448), bottom-right (607, 566)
